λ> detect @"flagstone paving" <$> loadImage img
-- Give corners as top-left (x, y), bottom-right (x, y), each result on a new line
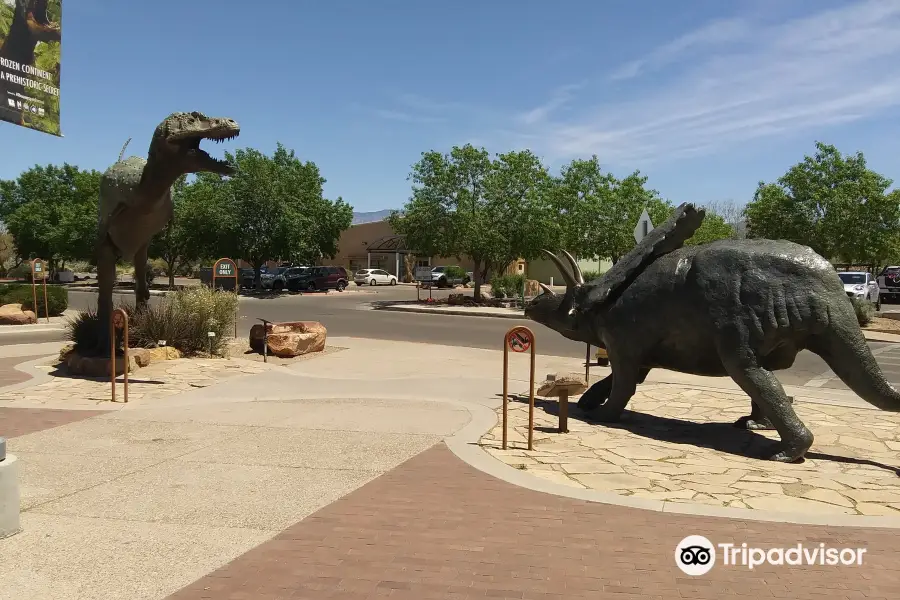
top-left (480, 384), bottom-right (900, 517)
top-left (0, 357), bottom-right (272, 409)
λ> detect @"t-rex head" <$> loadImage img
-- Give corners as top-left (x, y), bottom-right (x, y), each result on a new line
top-left (148, 111), bottom-right (241, 176)
top-left (523, 250), bottom-right (595, 345)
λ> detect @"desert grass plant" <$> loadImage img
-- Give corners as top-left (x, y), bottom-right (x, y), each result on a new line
top-left (64, 286), bottom-right (239, 357)
top-left (849, 296), bottom-right (875, 326)
top-left (168, 286), bottom-right (239, 356)
top-left (489, 273), bottom-right (526, 298)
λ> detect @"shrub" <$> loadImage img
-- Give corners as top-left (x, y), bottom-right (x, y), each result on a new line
top-left (64, 286), bottom-right (238, 357)
top-left (444, 265), bottom-right (467, 280)
top-left (0, 282), bottom-right (67, 315)
top-left (149, 258), bottom-right (168, 276)
top-left (6, 263), bottom-right (32, 281)
top-left (490, 273), bottom-right (526, 298)
top-left (64, 307), bottom-right (127, 356)
top-left (850, 297), bottom-right (874, 326)
top-left (581, 270), bottom-right (602, 282)
top-left (166, 286), bottom-right (239, 355)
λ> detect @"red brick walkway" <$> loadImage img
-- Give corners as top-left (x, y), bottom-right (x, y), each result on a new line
top-left (167, 443), bottom-right (899, 600)
top-left (0, 355), bottom-right (42, 389)
top-left (0, 355), bottom-right (107, 438)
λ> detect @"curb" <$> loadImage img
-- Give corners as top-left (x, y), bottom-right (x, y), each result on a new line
top-left (375, 304), bottom-right (525, 319)
top-left (68, 288), bottom-right (171, 297)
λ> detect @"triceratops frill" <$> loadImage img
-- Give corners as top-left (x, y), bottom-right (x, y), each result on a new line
top-left (525, 203), bottom-right (900, 462)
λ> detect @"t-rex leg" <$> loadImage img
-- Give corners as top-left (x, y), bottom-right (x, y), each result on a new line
top-left (133, 243), bottom-right (150, 311)
top-left (734, 396), bottom-right (794, 430)
top-left (722, 355), bottom-right (813, 462)
top-left (577, 368), bottom-right (651, 413)
top-left (95, 236), bottom-right (119, 357)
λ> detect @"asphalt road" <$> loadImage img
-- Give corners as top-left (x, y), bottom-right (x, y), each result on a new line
top-left (26, 286), bottom-right (892, 390)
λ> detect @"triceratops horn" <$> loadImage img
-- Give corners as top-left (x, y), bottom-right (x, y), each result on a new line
top-left (538, 283), bottom-right (556, 296)
top-left (541, 249), bottom-right (577, 288)
top-left (560, 250), bottom-right (584, 284)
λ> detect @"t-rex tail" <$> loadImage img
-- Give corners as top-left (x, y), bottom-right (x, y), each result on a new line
top-left (117, 137), bottom-right (132, 162)
top-left (809, 314), bottom-right (900, 411)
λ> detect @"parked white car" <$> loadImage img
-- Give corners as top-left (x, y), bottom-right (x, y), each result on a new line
top-left (838, 271), bottom-right (881, 310)
top-left (354, 268), bottom-right (397, 286)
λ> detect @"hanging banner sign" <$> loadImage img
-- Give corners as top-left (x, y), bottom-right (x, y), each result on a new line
top-left (0, 0), bottom-right (62, 136)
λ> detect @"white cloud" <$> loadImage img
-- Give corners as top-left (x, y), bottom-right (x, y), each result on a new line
top-left (370, 109), bottom-right (443, 124)
top-left (608, 18), bottom-right (751, 81)
top-left (492, 0), bottom-right (900, 166)
top-left (516, 83), bottom-right (584, 125)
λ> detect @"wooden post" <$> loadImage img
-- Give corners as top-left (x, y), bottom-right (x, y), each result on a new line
top-left (502, 326), bottom-right (536, 451)
top-left (212, 258), bottom-right (239, 338)
top-left (559, 389), bottom-right (569, 433)
top-left (30, 258), bottom-right (49, 322)
top-left (41, 274), bottom-right (49, 323)
top-left (502, 336), bottom-right (508, 450)
top-left (585, 343), bottom-right (591, 384)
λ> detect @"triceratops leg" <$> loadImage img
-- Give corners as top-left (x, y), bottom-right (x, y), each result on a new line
top-left (723, 359), bottom-right (813, 462)
top-left (578, 368), bottom-right (651, 414)
top-left (582, 355), bottom-right (648, 423)
top-left (733, 396), bottom-right (794, 431)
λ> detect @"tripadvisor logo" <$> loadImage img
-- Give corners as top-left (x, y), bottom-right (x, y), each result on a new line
top-left (675, 535), bottom-right (867, 575)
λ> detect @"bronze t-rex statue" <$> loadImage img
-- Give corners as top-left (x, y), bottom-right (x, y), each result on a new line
top-left (91, 112), bottom-right (240, 356)
top-left (526, 203), bottom-right (900, 463)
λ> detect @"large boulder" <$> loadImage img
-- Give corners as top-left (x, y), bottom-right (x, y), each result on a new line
top-left (0, 303), bottom-right (36, 325)
top-left (66, 352), bottom-right (139, 377)
top-left (249, 321), bottom-right (327, 357)
top-left (131, 346), bottom-right (182, 367)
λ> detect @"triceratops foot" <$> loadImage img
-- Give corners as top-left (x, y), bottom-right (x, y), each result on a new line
top-left (733, 416), bottom-right (775, 430)
top-left (733, 396), bottom-right (794, 431)
top-left (584, 403), bottom-right (626, 423)
top-left (767, 448), bottom-right (807, 463)
top-left (577, 376), bottom-right (612, 412)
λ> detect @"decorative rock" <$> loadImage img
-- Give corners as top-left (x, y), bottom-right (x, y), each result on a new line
top-left (249, 321), bottom-right (327, 358)
top-left (65, 351), bottom-right (139, 377)
top-left (58, 343), bottom-right (75, 362)
top-left (0, 303), bottom-right (36, 325)
top-left (131, 346), bottom-right (182, 367)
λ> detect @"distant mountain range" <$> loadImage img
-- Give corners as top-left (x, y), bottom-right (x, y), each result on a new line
top-left (351, 210), bottom-right (394, 225)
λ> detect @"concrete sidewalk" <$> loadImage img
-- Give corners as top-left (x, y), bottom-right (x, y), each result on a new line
top-left (0, 336), bottom-right (898, 599)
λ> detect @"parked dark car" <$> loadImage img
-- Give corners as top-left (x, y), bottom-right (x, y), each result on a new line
top-left (281, 266), bottom-right (310, 290)
top-left (286, 266), bottom-right (349, 292)
top-left (240, 268), bottom-right (255, 288)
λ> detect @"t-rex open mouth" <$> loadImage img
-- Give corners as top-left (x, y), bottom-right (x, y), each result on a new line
top-left (183, 131), bottom-right (239, 167)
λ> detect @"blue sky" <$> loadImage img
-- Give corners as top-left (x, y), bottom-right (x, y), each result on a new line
top-left (3, 0), bottom-right (900, 213)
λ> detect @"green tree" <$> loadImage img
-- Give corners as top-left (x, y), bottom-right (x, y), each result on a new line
top-left (148, 175), bottom-right (202, 288)
top-left (0, 163), bottom-right (101, 272)
top-left (191, 143), bottom-right (353, 287)
top-left (685, 204), bottom-right (738, 246)
top-left (389, 144), bottom-right (555, 300)
top-left (551, 157), bottom-right (672, 264)
top-left (744, 142), bottom-right (900, 268)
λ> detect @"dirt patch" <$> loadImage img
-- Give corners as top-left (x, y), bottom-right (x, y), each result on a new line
top-left (224, 338), bottom-right (346, 365)
top-left (864, 316), bottom-right (900, 333)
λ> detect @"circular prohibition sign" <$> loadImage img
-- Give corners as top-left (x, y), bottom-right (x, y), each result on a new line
top-left (506, 326), bottom-right (533, 353)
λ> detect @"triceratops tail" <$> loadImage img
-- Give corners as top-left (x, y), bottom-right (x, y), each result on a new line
top-left (809, 321), bottom-right (900, 411)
